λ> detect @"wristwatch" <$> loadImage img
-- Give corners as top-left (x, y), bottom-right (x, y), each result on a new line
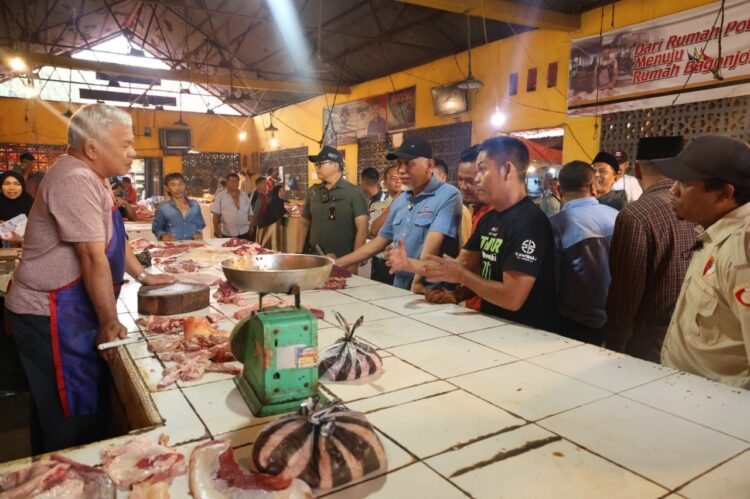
top-left (136, 271), bottom-right (148, 284)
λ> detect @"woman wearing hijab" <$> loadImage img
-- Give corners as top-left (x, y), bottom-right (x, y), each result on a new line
top-left (256, 185), bottom-right (287, 250)
top-left (0, 171), bottom-right (34, 245)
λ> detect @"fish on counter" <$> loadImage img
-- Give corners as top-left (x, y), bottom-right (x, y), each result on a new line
top-left (318, 313), bottom-right (382, 382)
top-left (101, 435), bottom-right (186, 490)
top-left (189, 440), bottom-right (312, 499)
top-left (0, 454), bottom-right (115, 498)
top-left (252, 398), bottom-right (387, 490)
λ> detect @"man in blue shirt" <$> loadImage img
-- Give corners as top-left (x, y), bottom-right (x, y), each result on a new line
top-left (550, 161), bottom-right (619, 343)
top-left (152, 172), bottom-right (206, 241)
top-left (336, 136), bottom-right (462, 291)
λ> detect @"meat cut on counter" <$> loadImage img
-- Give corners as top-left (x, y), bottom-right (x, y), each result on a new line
top-left (0, 454), bottom-right (115, 498)
top-left (212, 280), bottom-right (249, 305)
top-left (101, 435), bottom-right (186, 489)
top-left (189, 440), bottom-right (312, 499)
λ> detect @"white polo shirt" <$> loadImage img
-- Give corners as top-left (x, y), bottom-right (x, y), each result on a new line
top-left (211, 190), bottom-right (253, 236)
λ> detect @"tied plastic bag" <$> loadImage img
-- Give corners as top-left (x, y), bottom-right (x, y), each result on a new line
top-left (252, 397), bottom-right (387, 490)
top-left (317, 312), bottom-right (382, 382)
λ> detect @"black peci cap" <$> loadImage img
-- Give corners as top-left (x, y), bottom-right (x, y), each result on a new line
top-left (636, 136), bottom-right (684, 160)
top-left (653, 135), bottom-right (750, 187)
top-left (592, 151), bottom-right (620, 174)
top-left (386, 136), bottom-right (433, 161)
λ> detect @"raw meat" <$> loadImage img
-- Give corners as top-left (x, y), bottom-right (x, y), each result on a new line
top-left (206, 313), bottom-right (226, 324)
top-left (149, 241), bottom-right (206, 260)
top-left (183, 316), bottom-right (227, 340)
top-left (221, 238), bottom-right (250, 247)
top-left (329, 265), bottom-right (353, 278)
top-left (101, 435), bottom-right (186, 488)
top-left (233, 301), bottom-right (325, 321)
top-left (213, 280), bottom-right (249, 306)
top-left (189, 440), bottom-right (312, 499)
top-left (318, 277), bottom-right (346, 290)
top-left (134, 205), bottom-right (156, 222)
top-left (130, 238), bottom-right (155, 254)
top-left (0, 454), bottom-right (115, 499)
top-left (157, 358), bottom-right (239, 389)
top-left (163, 259), bottom-right (205, 274)
top-left (318, 313), bottom-right (382, 381)
top-left (252, 399), bottom-right (386, 490)
top-left (130, 480), bottom-right (170, 499)
top-left (137, 316), bottom-right (184, 334)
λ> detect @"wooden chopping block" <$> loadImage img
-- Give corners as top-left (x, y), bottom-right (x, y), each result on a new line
top-left (138, 282), bottom-right (210, 316)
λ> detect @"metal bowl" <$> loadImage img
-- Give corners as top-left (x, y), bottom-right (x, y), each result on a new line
top-left (221, 254), bottom-right (334, 294)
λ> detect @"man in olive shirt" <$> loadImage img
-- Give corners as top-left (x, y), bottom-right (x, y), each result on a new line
top-left (658, 136), bottom-right (750, 388)
top-left (297, 146), bottom-right (368, 264)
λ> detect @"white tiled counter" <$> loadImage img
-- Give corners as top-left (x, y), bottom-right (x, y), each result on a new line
top-left (3, 274), bottom-right (750, 498)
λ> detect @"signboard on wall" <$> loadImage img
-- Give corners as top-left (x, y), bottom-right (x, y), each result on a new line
top-left (322, 86), bottom-right (416, 146)
top-left (387, 86), bottom-right (416, 131)
top-left (568, 0), bottom-right (750, 115)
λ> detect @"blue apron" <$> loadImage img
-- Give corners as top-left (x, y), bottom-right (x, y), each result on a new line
top-left (48, 207), bottom-right (126, 417)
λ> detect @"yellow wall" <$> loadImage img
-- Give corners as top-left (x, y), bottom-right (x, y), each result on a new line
top-left (0, 98), bottom-right (257, 170)
top-left (251, 0), bottom-right (716, 185)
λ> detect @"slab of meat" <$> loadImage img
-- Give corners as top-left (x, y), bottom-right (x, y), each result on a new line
top-left (157, 358), bottom-right (240, 389)
top-left (0, 454), bottom-right (115, 499)
top-left (130, 480), bottom-right (170, 499)
top-left (212, 280), bottom-right (249, 306)
top-left (233, 301), bottom-right (325, 321)
top-left (189, 440), bottom-right (312, 499)
top-left (163, 259), bottom-right (205, 274)
top-left (329, 265), bottom-right (352, 279)
top-left (318, 276), bottom-right (346, 290)
top-left (221, 238), bottom-right (250, 247)
top-left (183, 316), bottom-right (228, 340)
top-left (134, 205), bottom-right (155, 222)
top-left (101, 435), bottom-right (186, 488)
top-left (149, 241), bottom-right (205, 260)
top-left (137, 316), bottom-right (184, 334)
top-left (130, 238), bottom-right (155, 254)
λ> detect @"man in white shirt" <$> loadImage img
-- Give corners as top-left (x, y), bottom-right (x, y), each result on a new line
top-left (211, 173), bottom-right (254, 239)
top-left (612, 150), bottom-right (643, 202)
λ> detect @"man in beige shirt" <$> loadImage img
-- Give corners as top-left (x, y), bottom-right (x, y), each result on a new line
top-left (658, 135), bottom-right (750, 388)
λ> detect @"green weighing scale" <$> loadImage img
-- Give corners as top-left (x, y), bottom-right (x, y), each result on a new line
top-left (221, 254), bottom-right (333, 417)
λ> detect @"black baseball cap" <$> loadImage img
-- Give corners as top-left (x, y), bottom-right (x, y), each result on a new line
top-left (653, 135), bottom-right (750, 187)
top-left (309, 145), bottom-right (343, 164)
top-left (386, 136), bottom-right (433, 160)
top-left (636, 136), bottom-right (684, 160)
top-left (614, 150), bottom-right (628, 163)
top-left (592, 151), bottom-right (619, 174)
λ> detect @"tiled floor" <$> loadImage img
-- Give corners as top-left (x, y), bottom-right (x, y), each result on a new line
top-left (323, 463), bottom-right (466, 499)
top-left (461, 324), bottom-right (581, 359)
top-left (539, 395), bottom-right (750, 490)
top-left (450, 361), bottom-right (610, 420)
top-left (427, 424), bottom-right (668, 499)
top-left (337, 283), bottom-right (413, 301)
top-left (348, 315), bottom-right (450, 349)
top-left (411, 304), bottom-right (507, 334)
top-left (677, 449), bottom-right (750, 498)
top-left (388, 335), bottom-right (516, 378)
top-left (366, 390), bottom-right (524, 458)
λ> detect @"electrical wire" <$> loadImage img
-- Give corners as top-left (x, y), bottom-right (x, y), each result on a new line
top-left (670, 0), bottom-right (724, 106)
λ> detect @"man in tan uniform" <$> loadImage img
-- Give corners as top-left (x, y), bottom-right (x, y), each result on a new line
top-left (658, 135), bottom-right (750, 388)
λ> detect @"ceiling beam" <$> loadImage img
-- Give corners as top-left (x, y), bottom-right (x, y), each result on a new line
top-left (12, 51), bottom-right (350, 94)
top-left (394, 0), bottom-right (580, 31)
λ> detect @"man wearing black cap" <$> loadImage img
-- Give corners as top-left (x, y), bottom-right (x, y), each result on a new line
top-left (657, 135), bottom-right (750, 388)
top-left (612, 150), bottom-right (643, 202)
top-left (592, 151), bottom-right (628, 211)
top-left (336, 136), bottom-right (462, 291)
top-left (604, 136), bottom-right (695, 362)
top-left (296, 146), bottom-right (369, 265)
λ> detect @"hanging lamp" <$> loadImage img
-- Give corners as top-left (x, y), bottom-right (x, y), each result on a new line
top-left (457, 14), bottom-right (484, 90)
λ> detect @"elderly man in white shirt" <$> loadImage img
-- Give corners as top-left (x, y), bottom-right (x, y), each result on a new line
top-left (612, 150), bottom-right (643, 202)
top-left (211, 173), bottom-right (254, 239)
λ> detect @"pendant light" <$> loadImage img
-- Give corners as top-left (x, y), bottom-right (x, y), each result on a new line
top-left (308, 0), bottom-right (333, 75)
top-left (457, 14), bottom-right (484, 90)
top-left (62, 69), bottom-right (73, 117)
top-left (174, 86), bottom-right (188, 126)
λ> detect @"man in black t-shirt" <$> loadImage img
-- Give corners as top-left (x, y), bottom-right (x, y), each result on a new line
top-left (390, 136), bottom-right (557, 331)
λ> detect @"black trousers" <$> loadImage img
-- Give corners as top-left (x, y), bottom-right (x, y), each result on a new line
top-left (5, 309), bottom-right (109, 454)
top-left (371, 257), bottom-right (395, 285)
top-left (556, 314), bottom-right (604, 346)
